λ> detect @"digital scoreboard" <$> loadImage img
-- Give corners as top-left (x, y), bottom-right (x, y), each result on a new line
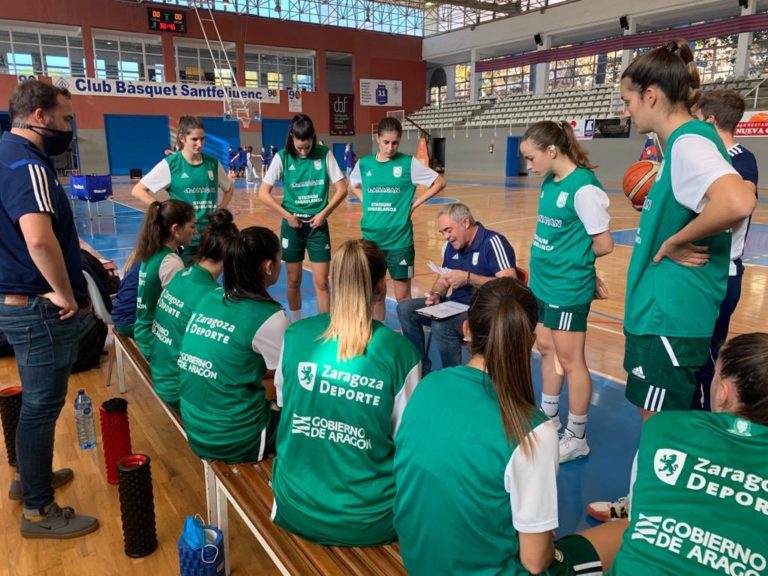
top-left (148, 7), bottom-right (187, 34)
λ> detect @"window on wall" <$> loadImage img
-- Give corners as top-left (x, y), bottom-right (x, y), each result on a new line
top-left (176, 45), bottom-right (236, 85)
top-left (548, 54), bottom-right (605, 90)
top-left (94, 36), bottom-right (164, 82)
top-left (244, 48), bottom-right (315, 90)
top-left (694, 35), bottom-right (738, 82)
top-left (749, 30), bottom-right (768, 77)
top-left (454, 63), bottom-right (471, 100)
top-left (479, 65), bottom-right (531, 99)
top-left (0, 26), bottom-right (84, 77)
top-left (430, 85), bottom-right (447, 106)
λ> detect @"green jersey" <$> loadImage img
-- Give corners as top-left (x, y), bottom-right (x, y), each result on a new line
top-left (178, 289), bottom-right (288, 463)
top-left (356, 153), bottom-right (437, 250)
top-left (142, 151), bottom-right (227, 246)
top-left (150, 264), bottom-right (218, 406)
top-left (272, 313), bottom-right (421, 546)
top-left (625, 121), bottom-right (731, 337)
top-left (610, 411), bottom-right (768, 576)
top-left (529, 167), bottom-right (609, 306)
top-left (277, 145), bottom-right (330, 218)
top-left (134, 246), bottom-right (181, 358)
top-left (394, 366), bottom-right (559, 575)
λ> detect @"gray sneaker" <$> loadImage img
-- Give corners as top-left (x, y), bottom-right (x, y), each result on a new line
top-left (20, 503), bottom-right (99, 539)
top-left (9, 468), bottom-right (74, 501)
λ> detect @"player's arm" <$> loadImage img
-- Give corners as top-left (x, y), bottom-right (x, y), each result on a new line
top-left (131, 181), bottom-right (156, 205)
top-left (411, 173), bottom-right (446, 212)
top-left (19, 213), bottom-right (77, 319)
top-left (519, 532), bottom-right (556, 574)
top-left (591, 230), bottom-right (614, 257)
top-left (348, 161), bottom-right (363, 201)
top-left (257, 156), bottom-right (299, 227)
top-left (217, 164), bottom-right (234, 209)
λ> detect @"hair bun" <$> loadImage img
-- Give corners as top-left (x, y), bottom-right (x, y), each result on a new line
top-left (206, 208), bottom-right (234, 230)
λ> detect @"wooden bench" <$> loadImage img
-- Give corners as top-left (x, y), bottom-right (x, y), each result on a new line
top-left (112, 332), bottom-right (404, 575)
top-left (112, 332), bottom-right (186, 439)
top-left (206, 459), bottom-right (406, 576)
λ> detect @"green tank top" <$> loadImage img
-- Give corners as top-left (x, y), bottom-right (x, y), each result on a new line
top-left (278, 144), bottom-right (330, 218)
top-left (359, 152), bottom-right (416, 250)
top-left (610, 411), bottom-right (768, 575)
top-left (150, 264), bottom-right (218, 406)
top-left (529, 167), bottom-right (604, 306)
top-left (134, 246), bottom-right (174, 358)
top-left (165, 151), bottom-right (221, 245)
top-left (179, 288), bottom-right (284, 463)
top-left (625, 121), bottom-right (731, 337)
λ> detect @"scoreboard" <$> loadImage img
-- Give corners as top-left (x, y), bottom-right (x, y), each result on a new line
top-left (148, 7), bottom-right (187, 34)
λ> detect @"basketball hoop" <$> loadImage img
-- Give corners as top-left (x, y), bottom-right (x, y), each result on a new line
top-left (224, 99), bottom-right (261, 130)
top-left (387, 110), bottom-right (406, 123)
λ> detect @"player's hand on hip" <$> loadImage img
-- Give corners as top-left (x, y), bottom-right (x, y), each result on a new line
top-left (43, 291), bottom-right (78, 320)
top-left (653, 239), bottom-right (709, 267)
top-left (594, 276), bottom-right (608, 299)
top-left (286, 215), bottom-right (301, 228)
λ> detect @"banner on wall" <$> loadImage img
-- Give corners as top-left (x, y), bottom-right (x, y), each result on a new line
top-left (329, 93), bottom-right (355, 136)
top-left (734, 111), bottom-right (768, 137)
top-left (51, 77), bottom-right (281, 104)
top-left (593, 118), bottom-right (632, 139)
top-left (359, 79), bottom-right (402, 107)
top-left (567, 118), bottom-right (595, 140)
top-left (288, 89), bottom-right (303, 113)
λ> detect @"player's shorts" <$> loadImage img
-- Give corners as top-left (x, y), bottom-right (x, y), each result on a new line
top-left (382, 246), bottom-right (415, 281)
top-left (541, 534), bottom-right (603, 576)
top-left (537, 299), bottom-right (591, 332)
top-left (280, 219), bottom-right (331, 263)
top-left (624, 332), bottom-right (710, 412)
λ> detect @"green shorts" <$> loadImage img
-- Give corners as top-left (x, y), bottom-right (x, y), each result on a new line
top-left (280, 219), bottom-right (331, 263)
top-left (542, 534), bottom-right (602, 576)
top-left (537, 299), bottom-right (591, 332)
top-left (382, 246), bottom-right (415, 281)
top-left (624, 332), bottom-right (710, 412)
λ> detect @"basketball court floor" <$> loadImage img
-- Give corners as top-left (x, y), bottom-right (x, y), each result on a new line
top-left (73, 172), bottom-right (768, 535)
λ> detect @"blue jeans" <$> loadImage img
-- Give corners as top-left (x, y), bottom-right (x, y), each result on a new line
top-left (396, 298), bottom-right (466, 375)
top-left (0, 297), bottom-right (79, 510)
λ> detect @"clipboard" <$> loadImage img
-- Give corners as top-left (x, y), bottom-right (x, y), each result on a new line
top-left (416, 301), bottom-right (469, 320)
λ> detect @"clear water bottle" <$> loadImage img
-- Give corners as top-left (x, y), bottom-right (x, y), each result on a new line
top-left (74, 389), bottom-right (97, 449)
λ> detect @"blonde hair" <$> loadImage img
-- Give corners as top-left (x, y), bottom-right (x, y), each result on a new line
top-left (322, 240), bottom-right (387, 361)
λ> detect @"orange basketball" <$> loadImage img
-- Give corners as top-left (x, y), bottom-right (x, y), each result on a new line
top-left (623, 160), bottom-right (660, 207)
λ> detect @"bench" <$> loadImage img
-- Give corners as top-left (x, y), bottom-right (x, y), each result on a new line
top-left (112, 332), bottom-right (405, 575)
top-left (206, 459), bottom-right (406, 576)
top-left (111, 332), bottom-right (186, 439)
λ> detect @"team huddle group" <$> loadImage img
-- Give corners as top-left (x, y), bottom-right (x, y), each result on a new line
top-left (1, 38), bottom-right (767, 575)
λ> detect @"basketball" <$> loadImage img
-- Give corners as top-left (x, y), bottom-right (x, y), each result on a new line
top-left (623, 160), bottom-right (660, 207)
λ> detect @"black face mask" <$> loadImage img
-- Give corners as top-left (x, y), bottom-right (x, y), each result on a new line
top-left (14, 122), bottom-right (73, 156)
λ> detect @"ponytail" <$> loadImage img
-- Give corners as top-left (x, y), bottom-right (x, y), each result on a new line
top-left (222, 226), bottom-right (280, 302)
top-left (322, 239), bottom-right (387, 361)
top-left (196, 208), bottom-right (239, 263)
top-left (622, 38), bottom-right (700, 112)
top-left (522, 120), bottom-right (596, 171)
top-left (468, 278), bottom-right (539, 454)
top-left (135, 199), bottom-right (195, 263)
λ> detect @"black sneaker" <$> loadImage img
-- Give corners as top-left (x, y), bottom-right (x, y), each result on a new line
top-left (20, 503), bottom-right (99, 539)
top-left (9, 468), bottom-right (74, 502)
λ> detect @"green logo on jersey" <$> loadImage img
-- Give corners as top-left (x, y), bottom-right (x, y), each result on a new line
top-left (653, 448), bottom-right (687, 486)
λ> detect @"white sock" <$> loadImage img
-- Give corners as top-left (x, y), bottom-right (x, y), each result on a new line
top-left (289, 309), bottom-right (302, 323)
top-left (541, 393), bottom-right (560, 419)
top-left (566, 412), bottom-right (588, 439)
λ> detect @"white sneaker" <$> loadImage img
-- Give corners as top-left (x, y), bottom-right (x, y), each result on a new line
top-left (559, 430), bottom-right (590, 463)
top-left (587, 495), bottom-right (629, 522)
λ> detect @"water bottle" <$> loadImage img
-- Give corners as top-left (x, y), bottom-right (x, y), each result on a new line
top-left (74, 389), bottom-right (97, 449)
